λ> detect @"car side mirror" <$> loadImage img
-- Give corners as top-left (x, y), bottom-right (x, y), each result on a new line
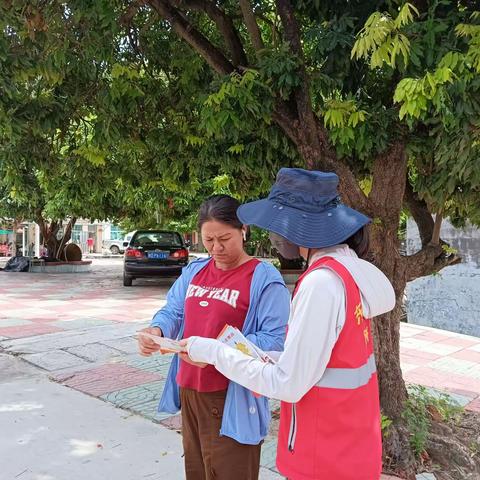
top-left (184, 240), bottom-right (191, 248)
top-left (123, 242), bottom-right (129, 247)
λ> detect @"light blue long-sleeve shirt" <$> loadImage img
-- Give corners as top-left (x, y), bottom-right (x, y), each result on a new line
top-left (151, 257), bottom-right (290, 444)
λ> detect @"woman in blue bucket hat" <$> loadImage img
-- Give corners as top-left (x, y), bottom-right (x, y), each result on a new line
top-left (182, 168), bottom-right (396, 480)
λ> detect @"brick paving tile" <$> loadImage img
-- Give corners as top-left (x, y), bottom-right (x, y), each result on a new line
top-left (400, 352), bottom-right (440, 367)
top-left (406, 366), bottom-right (480, 395)
top-left (437, 337), bottom-right (480, 348)
top-left (160, 414), bottom-right (182, 431)
top-left (0, 318), bottom-right (33, 327)
top-left (450, 349), bottom-right (480, 363)
top-left (412, 331), bottom-right (451, 342)
top-left (101, 381), bottom-right (166, 420)
top-left (0, 323), bottom-right (63, 338)
top-left (400, 348), bottom-right (442, 361)
top-left (54, 363), bottom-right (162, 397)
top-left (428, 357), bottom-right (480, 377)
top-left (466, 397), bottom-right (480, 412)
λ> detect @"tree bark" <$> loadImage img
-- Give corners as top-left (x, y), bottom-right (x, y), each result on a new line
top-left (55, 217), bottom-right (77, 259)
top-left (239, 0), bottom-right (265, 53)
top-left (430, 212), bottom-right (443, 246)
top-left (35, 215), bottom-right (77, 260)
top-left (404, 182), bottom-right (434, 247)
top-left (147, 0), bottom-right (235, 75)
top-left (275, 0), bottom-right (322, 158)
top-left (174, 0), bottom-right (248, 66)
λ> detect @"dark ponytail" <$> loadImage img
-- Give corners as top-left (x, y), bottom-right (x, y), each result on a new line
top-left (345, 225), bottom-right (370, 259)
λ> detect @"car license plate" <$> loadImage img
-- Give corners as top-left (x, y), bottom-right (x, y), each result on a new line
top-left (148, 251), bottom-right (168, 260)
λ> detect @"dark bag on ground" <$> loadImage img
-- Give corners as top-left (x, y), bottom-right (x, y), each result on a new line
top-left (3, 256), bottom-right (30, 272)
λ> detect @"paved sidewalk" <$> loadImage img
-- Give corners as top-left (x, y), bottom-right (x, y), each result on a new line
top-left (1, 260), bottom-right (479, 479)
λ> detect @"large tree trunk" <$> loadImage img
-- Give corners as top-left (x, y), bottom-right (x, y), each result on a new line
top-left (370, 223), bottom-right (417, 478)
top-left (36, 215), bottom-right (77, 260)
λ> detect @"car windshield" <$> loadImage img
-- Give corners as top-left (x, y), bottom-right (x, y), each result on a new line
top-left (132, 232), bottom-right (183, 248)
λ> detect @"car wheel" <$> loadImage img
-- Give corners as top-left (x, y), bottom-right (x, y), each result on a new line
top-left (110, 245), bottom-right (120, 255)
top-left (123, 273), bottom-right (133, 286)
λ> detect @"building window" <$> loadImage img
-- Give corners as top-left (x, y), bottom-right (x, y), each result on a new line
top-left (72, 225), bottom-right (82, 243)
top-left (110, 225), bottom-right (124, 240)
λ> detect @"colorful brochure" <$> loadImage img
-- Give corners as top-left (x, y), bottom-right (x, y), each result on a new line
top-left (216, 325), bottom-right (276, 364)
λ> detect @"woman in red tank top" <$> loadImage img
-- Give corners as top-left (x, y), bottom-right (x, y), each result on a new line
top-left (184, 169), bottom-right (396, 480)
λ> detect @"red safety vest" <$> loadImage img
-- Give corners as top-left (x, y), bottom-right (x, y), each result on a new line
top-left (276, 257), bottom-right (382, 480)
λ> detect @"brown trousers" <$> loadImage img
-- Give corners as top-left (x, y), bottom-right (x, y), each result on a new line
top-left (180, 388), bottom-right (262, 480)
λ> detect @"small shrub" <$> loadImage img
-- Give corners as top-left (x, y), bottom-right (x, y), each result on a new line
top-left (403, 385), bottom-right (464, 457)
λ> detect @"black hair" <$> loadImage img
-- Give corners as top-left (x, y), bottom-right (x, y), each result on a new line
top-left (345, 225), bottom-right (370, 259)
top-left (198, 195), bottom-right (249, 239)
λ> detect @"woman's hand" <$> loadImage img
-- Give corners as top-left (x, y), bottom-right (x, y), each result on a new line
top-left (178, 339), bottom-right (207, 367)
top-left (138, 326), bottom-right (163, 356)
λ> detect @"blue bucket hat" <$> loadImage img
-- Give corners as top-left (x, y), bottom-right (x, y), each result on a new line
top-left (237, 168), bottom-right (371, 249)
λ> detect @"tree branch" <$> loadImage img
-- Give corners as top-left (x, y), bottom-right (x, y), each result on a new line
top-left (147, 0), bottom-right (235, 75)
top-left (405, 243), bottom-right (461, 281)
top-left (271, 100), bottom-right (299, 145)
top-left (174, 0), bottom-right (247, 66)
top-left (120, 0), bottom-right (147, 27)
top-left (430, 211), bottom-right (443, 246)
top-left (275, 0), bottom-right (321, 155)
top-left (239, 0), bottom-right (265, 53)
top-left (404, 182), bottom-right (434, 246)
top-left (333, 161), bottom-right (370, 214)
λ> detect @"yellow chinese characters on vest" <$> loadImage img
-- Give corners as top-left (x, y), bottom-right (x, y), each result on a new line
top-left (355, 303), bottom-right (370, 345)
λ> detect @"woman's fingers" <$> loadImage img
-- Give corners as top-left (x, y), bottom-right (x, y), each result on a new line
top-left (137, 326), bottom-right (163, 356)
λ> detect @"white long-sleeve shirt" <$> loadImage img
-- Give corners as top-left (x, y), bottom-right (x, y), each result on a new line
top-left (187, 245), bottom-right (396, 403)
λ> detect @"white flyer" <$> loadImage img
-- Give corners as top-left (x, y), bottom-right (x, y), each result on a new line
top-left (138, 331), bottom-right (185, 353)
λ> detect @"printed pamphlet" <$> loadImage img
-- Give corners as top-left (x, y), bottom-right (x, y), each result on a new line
top-left (216, 325), bottom-right (276, 364)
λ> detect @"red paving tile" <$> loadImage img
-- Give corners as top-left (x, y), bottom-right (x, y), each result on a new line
top-left (405, 366), bottom-right (480, 395)
top-left (0, 323), bottom-right (63, 338)
top-left (25, 317), bottom-right (61, 323)
top-left (400, 348), bottom-right (441, 361)
top-left (160, 415), bottom-right (182, 430)
top-left (438, 337), bottom-right (480, 348)
top-left (466, 397), bottom-right (480, 412)
top-left (401, 352), bottom-right (435, 367)
top-left (55, 363), bottom-right (162, 397)
top-left (50, 305), bottom-right (80, 313)
top-left (449, 349), bottom-right (480, 363)
top-left (412, 331), bottom-right (450, 342)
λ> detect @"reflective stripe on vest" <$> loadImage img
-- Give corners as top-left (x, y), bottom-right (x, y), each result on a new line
top-left (287, 353), bottom-right (377, 452)
top-left (315, 352), bottom-right (377, 389)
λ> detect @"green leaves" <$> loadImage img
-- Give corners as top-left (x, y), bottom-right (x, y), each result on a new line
top-left (352, 3), bottom-right (418, 69)
top-left (393, 66), bottom-right (455, 120)
top-left (323, 99), bottom-right (367, 129)
top-left (200, 70), bottom-right (273, 138)
top-left (73, 145), bottom-right (107, 166)
top-left (257, 43), bottom-right (301, 100)
top-left (455, 13), bottom-right (480, 73)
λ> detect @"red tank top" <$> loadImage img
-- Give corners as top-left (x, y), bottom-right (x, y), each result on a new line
top-left (177, 258), bottom-right (259, 392)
